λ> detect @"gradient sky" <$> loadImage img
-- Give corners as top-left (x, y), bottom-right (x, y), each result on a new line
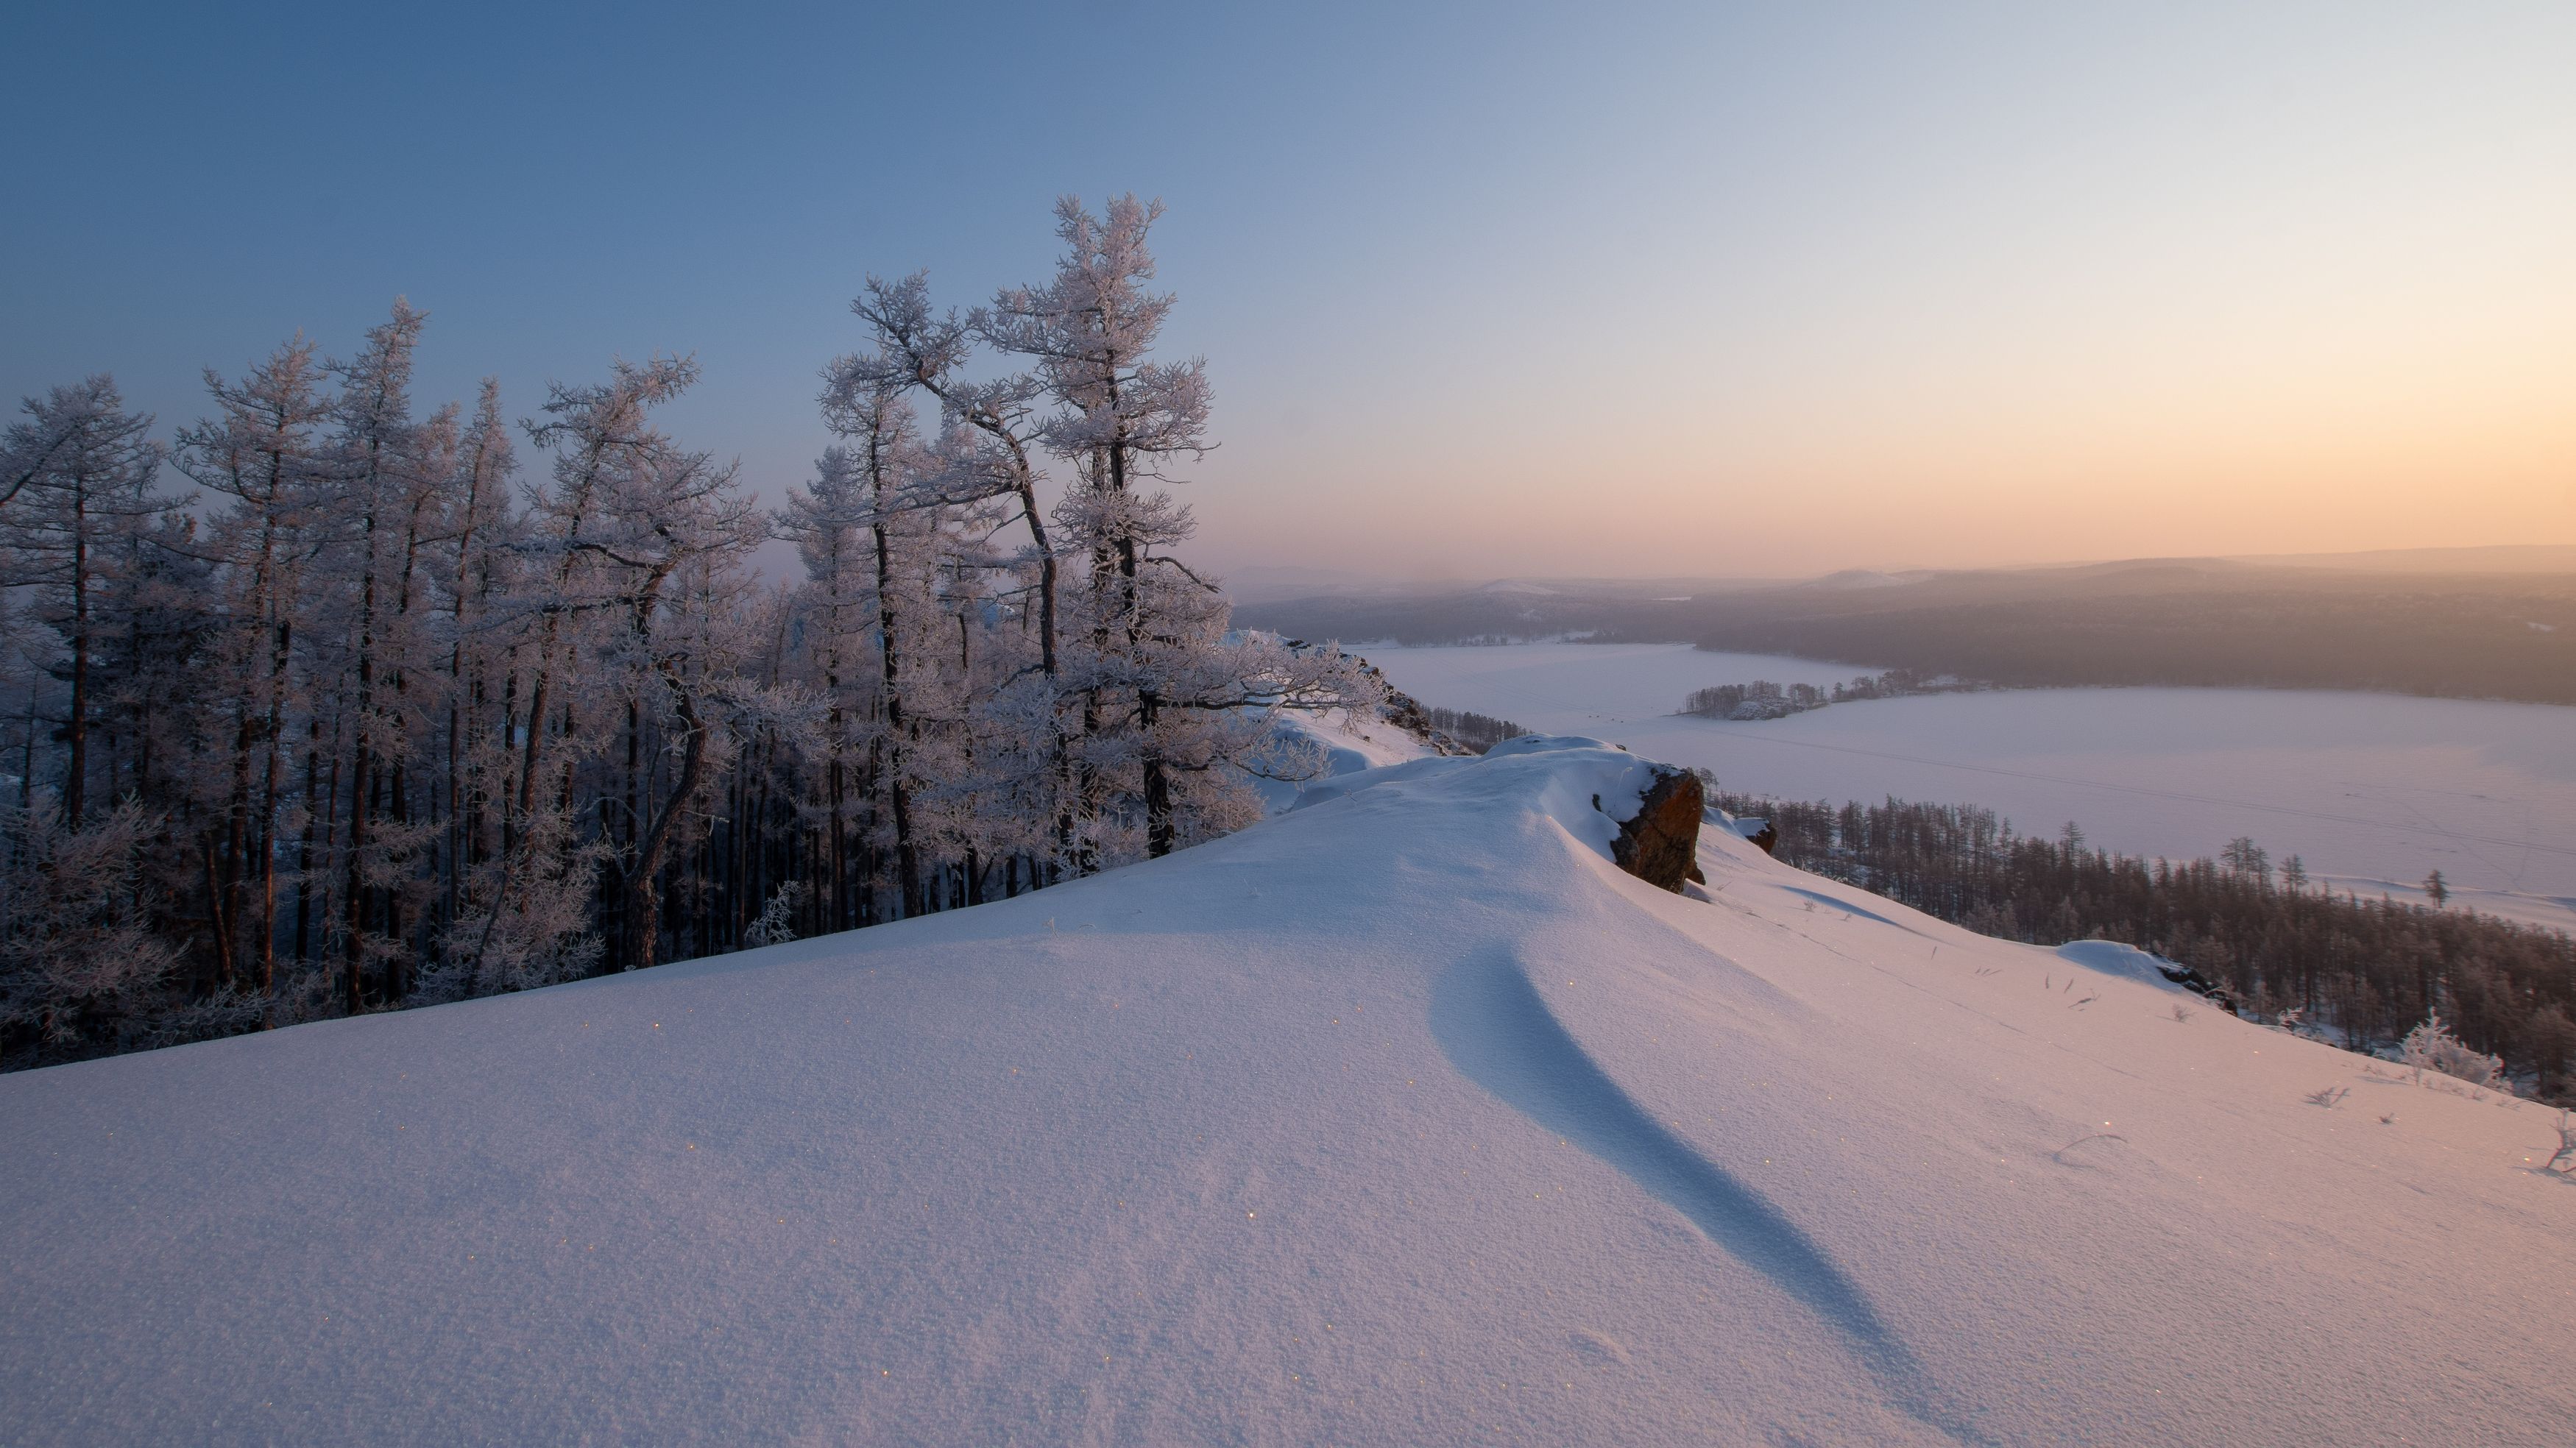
top-left (5, 1), bottom-right (2570, 580)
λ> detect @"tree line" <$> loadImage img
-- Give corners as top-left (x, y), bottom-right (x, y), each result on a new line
top-left (1683, 669), bottom-right (1994, 721)
top-left (0, 196), bottom-right (1376, 1070)
top-left (1420, 707), bottom-right (1527, 753)
top-left (1708, 784), bottom-right (2576, 1101)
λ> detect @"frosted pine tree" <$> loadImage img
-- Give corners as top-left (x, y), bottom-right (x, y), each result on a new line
top-left (838, 275), bottom-right (1073, 890)
top-left (0, 377), bottom-right (171, 825)
top-left (774, 446), bottom-right (885, 929)
top-left (818, 357), bottom-right (936, 915)
top-left (984, 195), bottom-right (1374, 857)
top-left (428, 378), bottom-right (522, 965)
top-left (0, 202), bottom-right (1397, 1065)
top-left (0, 798), bottom-right (206, 1065)
top-left (458, 357), bottom-right (704, 987)
top-left (173, 336), bottom-right (336, 999)
top-left (321, 299), bottom-right (450, 1009)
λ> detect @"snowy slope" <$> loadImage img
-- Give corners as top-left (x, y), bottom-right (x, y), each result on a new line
top-left (4, 742), bottom-right (2571, 1446)
top-left (1243, 704), bottom-right (1438, 815)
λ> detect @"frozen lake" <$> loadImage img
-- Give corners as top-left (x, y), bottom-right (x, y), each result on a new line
top-left (1369, 643), bottom-right (2576, 932)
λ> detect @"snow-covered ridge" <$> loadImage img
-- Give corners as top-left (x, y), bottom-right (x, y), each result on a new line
top-left (4, 743), bottom-right (2569, 1445)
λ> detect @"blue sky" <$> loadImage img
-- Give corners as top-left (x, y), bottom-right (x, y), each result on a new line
top-left (6, 2), bottom-right (2571, 578)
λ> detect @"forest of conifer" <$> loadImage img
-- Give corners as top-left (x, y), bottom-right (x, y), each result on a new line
top-left (1706, 784), bottom-right (2576, 1102)
top-left (0, 197), bottom-right (1379, 1069)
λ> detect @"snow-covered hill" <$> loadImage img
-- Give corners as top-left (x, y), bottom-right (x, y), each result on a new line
top-left (4, 741), bottom-right (2569, 1446)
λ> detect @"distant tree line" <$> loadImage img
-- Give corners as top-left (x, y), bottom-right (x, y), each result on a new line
top-left (0, 196), bottom-right (1376, 1071)
top-left (1682, 669), bottom-right (1995, 721)
top-left (1708, 784), bottom-right (2576, 1102)
top-left (1422, 707), bottom-right (1529, 753)
top-left (1685, 680), bottom-right (1829, 720)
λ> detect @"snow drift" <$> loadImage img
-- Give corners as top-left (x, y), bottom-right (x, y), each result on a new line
top-left (4, 740), bottom-right (2570, 1446)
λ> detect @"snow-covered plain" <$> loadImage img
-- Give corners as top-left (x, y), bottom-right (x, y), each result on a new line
top-left (5, 740), bottom-right (2571, 1445)
top-left (1373, 643), bottom-right (2576, 931)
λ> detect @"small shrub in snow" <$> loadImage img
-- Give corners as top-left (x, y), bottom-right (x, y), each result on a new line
top-left (1, 799), bottom-right (255, 1064)
top-left (2171, 1004), bottom-right (2195, 1023)
top-left (2305, 1086), bottom-right (2349, 1109)
top-left (2400, 1009), bottom-right (2508, 1093)
top-left (742, 882), bottom-right (807, 949)
top-left (2545, 1112), bottom-right (2576, 1176)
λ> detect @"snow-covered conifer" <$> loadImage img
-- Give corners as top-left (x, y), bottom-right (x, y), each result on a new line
top-left (0, 377), bottom-right (171, 825)
top-left (0, 201), bottom-right (1390, 1062)
top-left (983, 196), bottom-right (1371, 856)
top-left (173, 336), bottom-right (336, 997)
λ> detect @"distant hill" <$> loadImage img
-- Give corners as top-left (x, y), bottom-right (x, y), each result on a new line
top-left (1234, 556), bottom-right (2576, 704)
top-left (2226, 543), bottom-right (2576, 574)
top-left (1678, 559), bottom-right (2576, 703)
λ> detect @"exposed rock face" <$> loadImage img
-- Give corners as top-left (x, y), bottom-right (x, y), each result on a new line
top-left (1610, 765), bottom-right (1704, 892)
top-left (2154, 959), bottom-right (2242, 1015)
top-left (1716, 814), bottom-right (1779, 856)
top-left (1371, 678), bottom-right (1479, 756)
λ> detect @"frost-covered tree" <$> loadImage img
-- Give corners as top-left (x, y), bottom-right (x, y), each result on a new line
top-left (982, 196), bottom-right (1203, 856)
top-left (980, 195), bottom-right (1367, 858)
top-left (0, 196), bottom-right (1390, 1068)
top-left (591, 423), bottom-right (760, 968)
top-left (0, 377), bottom-right (171, 825)
top-left (2221, 837), bottom-right (2271, 886)
top-left (173, 336), bottom-right (336, 996)
top-left (817, 356), bottom-right (935, 914)
top-left (318, 299), bottom-right (456, 1009)
top-left (774, 445), bottom-right (877, 927)
top-left (2401, 1006), bottom-right (2506, 1090)
top-left (841, 273), bottom-right (1076, 873)
top-left (446, 356), bottom-right (663, 981)
top-left (0, 798), bottom-right (205, 1065)
top-left (430, 378), bottom-right (520, 945)
top-left (0, 383), bottom-right (118, 514)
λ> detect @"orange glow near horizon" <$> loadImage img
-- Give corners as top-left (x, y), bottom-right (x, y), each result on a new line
top-left (1175, 7), bottom-right (2576, 579)
top-left (1196, 224), bottom-right (2576, 576)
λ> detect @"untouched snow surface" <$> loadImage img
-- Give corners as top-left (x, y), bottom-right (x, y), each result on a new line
top-left (1245, 705), bottom-right (1437, 815)
top-left (1370, 643), bottom-right (2576, 931)
top-left (5, 741), bottom-right (2572, 1446)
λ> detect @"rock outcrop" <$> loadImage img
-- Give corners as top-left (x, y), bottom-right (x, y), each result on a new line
top-left (1610, 765), bottom-right (1704, 892)
top-left (2154, 959), bottom-right (2241, 1015)
top-left (1369, 676), bottom-right (1479, 757)
top-left (1713, 813), bottom-right (1778, 856)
